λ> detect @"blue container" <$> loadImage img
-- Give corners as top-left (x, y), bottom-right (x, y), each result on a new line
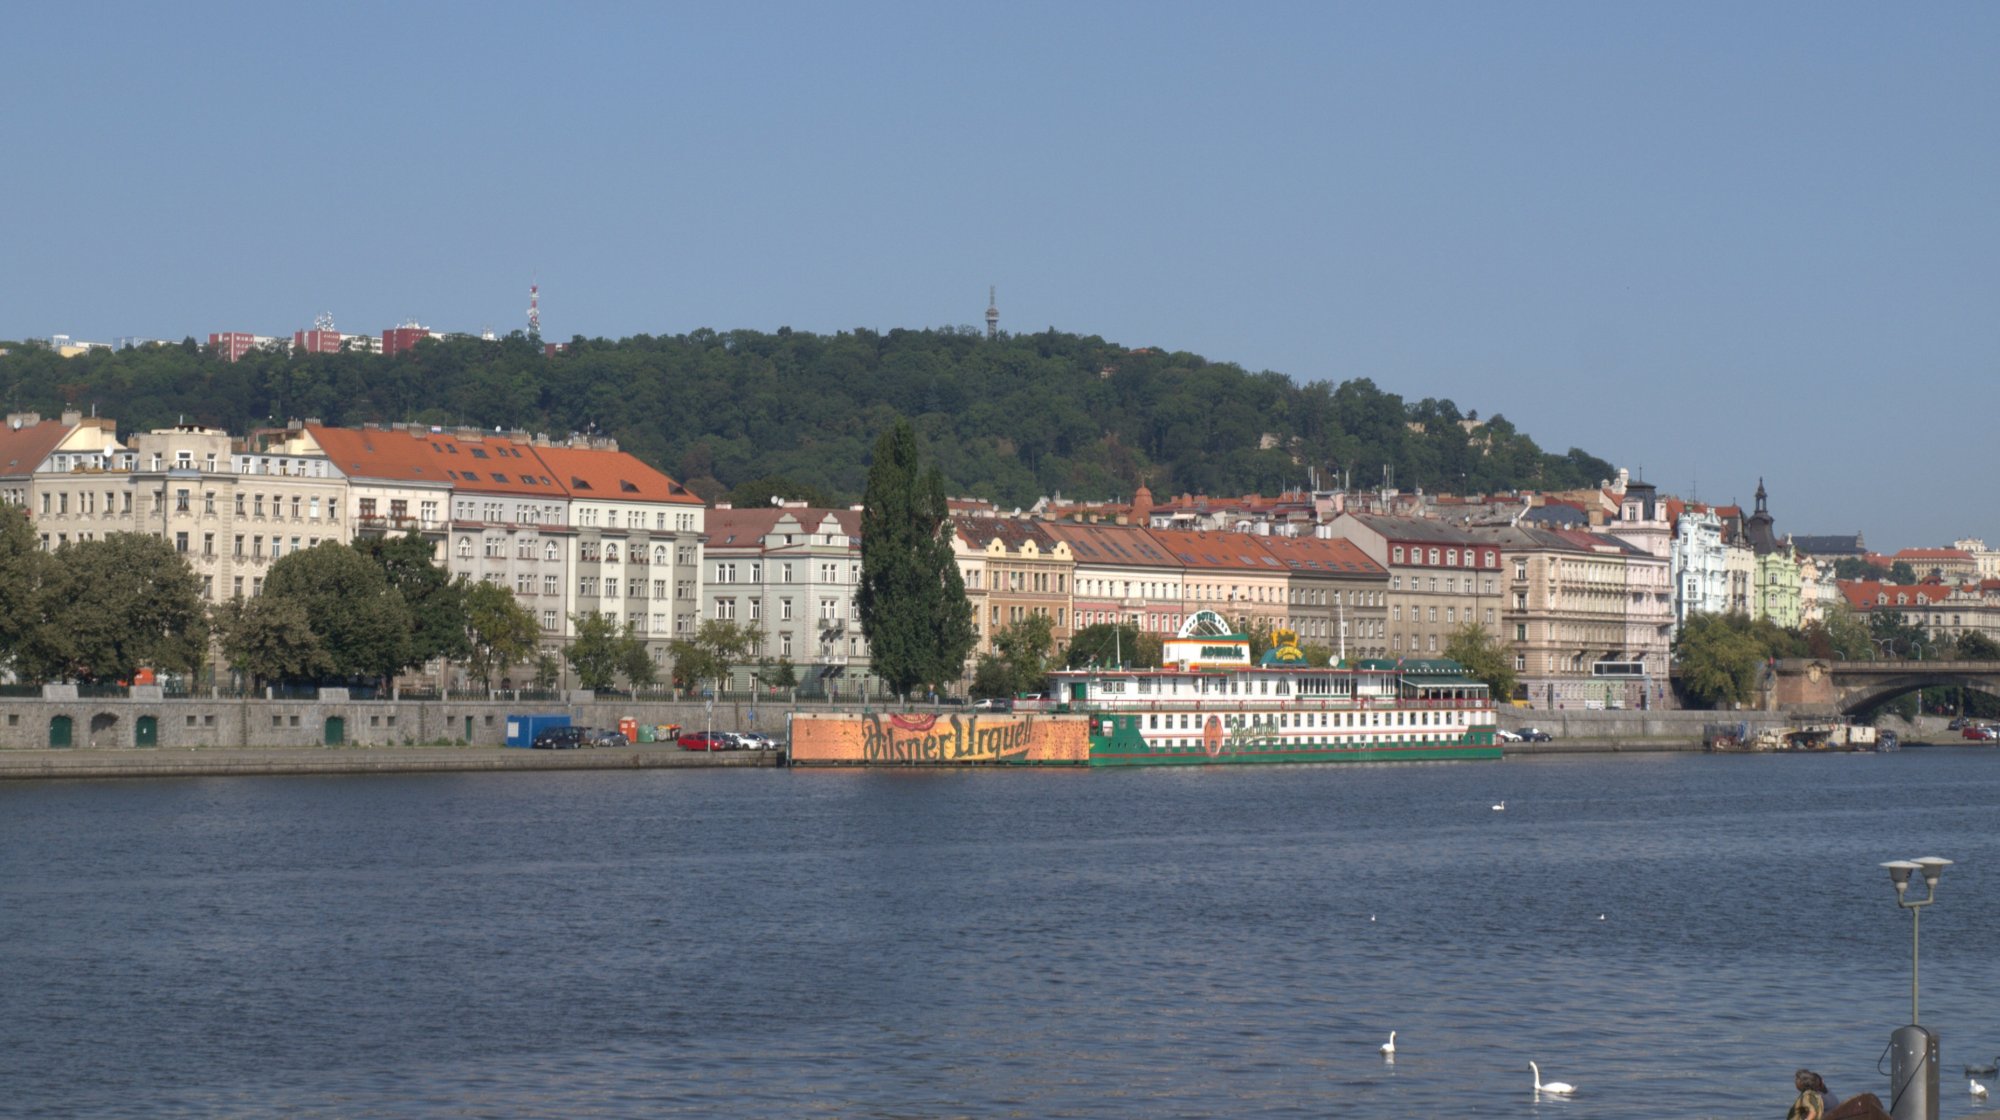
top-left (505, 713), bottom-right (571, 748)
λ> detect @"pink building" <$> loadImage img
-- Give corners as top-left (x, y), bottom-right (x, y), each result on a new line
top-left (208, 332), bottom-right (259, 362)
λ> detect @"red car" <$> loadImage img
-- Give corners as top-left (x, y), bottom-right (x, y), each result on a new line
top-left (676, 730), bottom-right (735, 751)
top-left (1963, 725), bottom-right (1998, 741)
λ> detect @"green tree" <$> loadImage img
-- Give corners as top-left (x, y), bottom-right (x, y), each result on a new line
top-left (262, 542), bottom-right (413, 681)
top-left (1065, 623), bottom-right (1160, 669)
top-left (1443, 623), bottom-right (1518, 702)
top-left (461, 579), bottom-right (541, 688)
top-left (533, 652), bottom-right (562, 690)
top-left (753, 656), bottom-right (800, 691)
top-left (722, 475), bottom-right (837, 509)
top-left (1954, 631), bottom-right (2000, 660)
top-left (979, 614), bottom-right (1056, 697)
top-left (357, 531), bottom-right (467, 669)
top-left (0, 505), bottom-right (50, 674)
top-left (857, 418), bottom-right (975, 696)
top-left (1671, 612), bottom-right (1768, 708)
top-left (565, 613), bottom-right (640, 691)
top-left (212, 594), bottom-right (331, 688)
top-left (668, 619), bottom-right (761, 694)
top-left (15, 533), bottom-right (207, 684)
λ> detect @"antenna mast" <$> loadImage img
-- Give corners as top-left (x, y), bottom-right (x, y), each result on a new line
top-left (527, 284), bottom-right (541, 336)
top-left (985, 286), bottom-right (999, 340)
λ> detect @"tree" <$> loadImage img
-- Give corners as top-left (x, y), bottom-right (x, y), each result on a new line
top-left (0, 505), bottom-right (50, 674)
top-left (15, 534), bottom-right (207, 684)
top-left (1065, 623), bottom-right (1159, 669)
top-left (261, 542), bottom-right (413, 681)
top-left (667, 619), bottom-right (762, 694)
top-left (1443, 623), bottom-right (1518, 702)
top-left (857, 418), bottom-right (975, 696)
top-left (753, 657), bottom-right (800, 691)
top-left (977, 614), bottom-right (1056, 698)
top-left (1671, 612), bottom-right (1768, 708)
top-left (722, 475), bottom-right (836, 510)
top-left (461, 579), bottom-right (540, 688)
top-left (533, 652), bottom-right (562, 690)
top-left (1954, 630), bottom-right (2000, 661)
top-left (564, 613), bottom-right (651, 691)
top-left (356, 532), bottom-right (467, 669)
top-left (212, 595), bottom-right (330, 688)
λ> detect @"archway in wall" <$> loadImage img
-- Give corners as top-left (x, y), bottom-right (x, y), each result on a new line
top-left (89, 712), bottom-right (119, 747)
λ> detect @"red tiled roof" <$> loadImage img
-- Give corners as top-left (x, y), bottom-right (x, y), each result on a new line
top-left (1893, 548), bottom-right (1972, 561)
top-left (532, 443), bottom-right (701, 505)
top-left (707, 506), bottom-right (859, 549)
top-left (0, 419), bottom-right (76, 477)
top-left (1836, 580), bottom-right (1953, 610)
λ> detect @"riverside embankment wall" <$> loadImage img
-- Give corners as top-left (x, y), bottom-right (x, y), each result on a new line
top-left (0, 692), bottom-right (789, 750)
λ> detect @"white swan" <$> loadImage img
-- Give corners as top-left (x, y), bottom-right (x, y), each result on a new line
top-left (1972, 1078), bottom-right (1988, 1099)
top-left (1531, 1061), bottom-right (1576, 1095)
top-left (1492, 801), bottom-right (1506, 811)
top-left (1380, 1031), bottom-right (1396, 1055)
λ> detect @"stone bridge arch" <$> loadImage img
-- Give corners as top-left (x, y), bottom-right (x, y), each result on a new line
top-left (1769, 658), bottom-right (2000, 716)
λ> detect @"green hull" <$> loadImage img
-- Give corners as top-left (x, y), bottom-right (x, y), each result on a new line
top-left (1084, 716), bottom-right (1501, 767)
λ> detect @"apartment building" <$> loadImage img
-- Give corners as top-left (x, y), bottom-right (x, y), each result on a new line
top-left (1252, 533), bottom-right (1391, 660)
top-left (953, 517), bottom-right (1075, 658)
top-left (1142, 527), bottom-right (1293, 637)
top-left (704, 504), bottom-right (873, 696)
top-left (1324, 513), bottom-right (1503, 659)
top-left (1038, 521), bottom-right (1184, 637)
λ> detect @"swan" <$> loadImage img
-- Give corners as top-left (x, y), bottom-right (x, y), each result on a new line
top-left (1973, 1078), bottom-right (1988, 1099)
top-left (1531, 1061), bottom-right (1576, 1095)
top-left (1380, 1031), bottom-right (1396, 1055)
top-left (1492, 801), bottom-right (1506, 811)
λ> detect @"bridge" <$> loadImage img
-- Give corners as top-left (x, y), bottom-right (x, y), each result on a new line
top-left (1766, 658), bottom-right (2000, 715)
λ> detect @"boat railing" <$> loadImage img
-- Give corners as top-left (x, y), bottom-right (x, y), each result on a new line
top-left (1054, 697), bottom-right (1491, 714)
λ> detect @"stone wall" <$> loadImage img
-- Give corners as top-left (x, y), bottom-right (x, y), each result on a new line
top-left (1496, 708), bottom-right (1794, 741)
top-left (0, 695), bottom-right (799, 750)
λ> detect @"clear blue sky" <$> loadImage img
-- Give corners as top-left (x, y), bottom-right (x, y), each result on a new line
top-left (7, 2), bottom-right (1995, 550)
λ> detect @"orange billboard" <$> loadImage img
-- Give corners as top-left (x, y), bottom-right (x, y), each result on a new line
top-left (789, 711), bottom-right (1091, 766)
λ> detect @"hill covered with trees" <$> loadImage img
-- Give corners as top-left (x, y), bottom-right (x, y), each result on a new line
top-left (0, 328), bottom-right (1614, 506)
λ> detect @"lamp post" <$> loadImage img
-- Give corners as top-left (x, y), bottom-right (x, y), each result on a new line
top-left (1881, 856), bottom-right (1952, 1120)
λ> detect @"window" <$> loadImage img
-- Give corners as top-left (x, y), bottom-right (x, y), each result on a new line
top-left (202, 533), bottom-right (214, 556)
top-left (359, 497), bottom-right (377, 518)
top-left (780, 562), bottom-right (794, 583)
top-left (174, 532), bottom-right (188, 553)
top-left (1515, 623), bottom-right (1527, 641)
top-left (780, 598), bottom-right (793, 621)
top-left (717, 598), bottom-right (735, 620)
top-left (175, 489), bottom-right (190, 513)
top-left (542, 611), bottom-right (558, 631)
top-left (544, 574), bottom-right (558, 595)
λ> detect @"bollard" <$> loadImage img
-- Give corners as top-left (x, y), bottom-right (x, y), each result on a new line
top-left (1888, 1023), bottom-right (1937, 1120)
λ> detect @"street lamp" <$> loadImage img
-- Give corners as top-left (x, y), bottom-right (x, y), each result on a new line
top-left (1881, 856), bottom-right (1952, 1120)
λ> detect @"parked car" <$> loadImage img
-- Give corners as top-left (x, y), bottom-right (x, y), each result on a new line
top-left (581, 727), bottom-right (628, 748)
top-left (676, 730), bottom-right (735, 751)
top-left (1517, 727), bottom-right (1554, 742)
top-left (1948, 717), bottom-right (1971, 731)
top-left (735, 731), bottom-right (776, 751)
top-left (1962, 725), bottom-right (1997, 741)
top-left (531, 726), bottom-right (589, 750)
top-left (974, 698), bottom-right (1012, 711)
top-left (1495, 728), bottom-right (1523, 743)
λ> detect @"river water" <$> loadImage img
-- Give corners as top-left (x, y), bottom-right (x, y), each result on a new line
top-left (4, 748), bottom-right (1999, 1119)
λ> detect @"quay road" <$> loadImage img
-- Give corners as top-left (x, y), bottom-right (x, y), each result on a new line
top-left (0, 743), bottom-right (780, 781)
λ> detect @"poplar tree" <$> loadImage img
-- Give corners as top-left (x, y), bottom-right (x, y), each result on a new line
top-left (858, 418), bottom-right (974, 698)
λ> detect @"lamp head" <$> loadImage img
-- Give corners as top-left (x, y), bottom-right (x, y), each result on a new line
top-left (1913, 856), bottom-right (1953, 889)
top-left (1882, 860), bottom-right (1920, 895)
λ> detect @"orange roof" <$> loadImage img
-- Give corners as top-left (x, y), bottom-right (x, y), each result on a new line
top-left (307, 424), bottom-right (699, 503)
top-left (1893, 548), bottom-right (1972, 561)
top-left (1038, 521), bottom-right (1180, 569)
top-left (532, 443), bottom-right (702, 505)
top-left (1143, 528), bottom-right (1286, 573)
top-left (0, 418), bottom-right (76, 477)
top-left (1251, 534), bottom-right (1385, 577)
top-left (1837, 580), bottom-right (1953, 610)
top-left (307, 424), bottom-right (534, 494)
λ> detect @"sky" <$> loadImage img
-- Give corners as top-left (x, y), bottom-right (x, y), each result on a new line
top-left (5, 2), bottom-right (1996, 550)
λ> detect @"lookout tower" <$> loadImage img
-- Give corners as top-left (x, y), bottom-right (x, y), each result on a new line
top-left (985, 286), bottom-right (999, 339)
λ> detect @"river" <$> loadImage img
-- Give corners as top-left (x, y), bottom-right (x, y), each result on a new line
top-left (3, 748), bottom-right (1998, 1118)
